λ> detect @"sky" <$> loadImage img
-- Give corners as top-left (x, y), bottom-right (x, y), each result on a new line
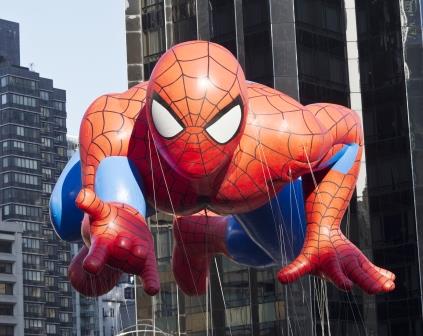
top-left (1, 0), bottom-right (128, 136)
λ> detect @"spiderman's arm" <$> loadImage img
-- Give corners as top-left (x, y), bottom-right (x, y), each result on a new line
top-left (75, 85), bottom-right (159, 295)
top-left (278, 103), bottom-right (395, 294)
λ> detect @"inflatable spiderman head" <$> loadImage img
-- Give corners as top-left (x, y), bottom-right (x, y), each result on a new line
top-left (146, 41), bottom-right (248, 180)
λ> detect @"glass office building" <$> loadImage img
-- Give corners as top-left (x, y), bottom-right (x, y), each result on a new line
top-left (0, 18), bottom-right (73, 335)
top-left (125, 1), bottom-right (423, 335)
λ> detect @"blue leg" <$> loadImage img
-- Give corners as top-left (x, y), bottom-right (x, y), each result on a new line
top-left (226, 179), bottom-right (307, 267)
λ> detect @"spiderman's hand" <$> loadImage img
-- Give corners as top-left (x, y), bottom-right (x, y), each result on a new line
top-left (75, 188), bottom-right (159, 295)
top-left (277, 226), bottom-right (396, 294)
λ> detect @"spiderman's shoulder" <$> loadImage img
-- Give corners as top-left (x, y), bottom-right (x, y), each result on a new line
top-left (83, 82), bottom-right (149, 122)
top-left (246, 81), bottom-right (304, 114)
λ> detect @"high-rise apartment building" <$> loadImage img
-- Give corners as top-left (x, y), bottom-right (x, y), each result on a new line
top-left (0, 18), bottom-right (73, 335)
top-left (125, 0), bottom-right (423, 335)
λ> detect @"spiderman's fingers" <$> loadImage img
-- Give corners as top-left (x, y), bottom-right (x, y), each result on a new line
top-left (277, 254), bottom-right (314, 284)
top-left (76, 188), bottom-right (111, 219)
top-left (82, 237), bottom-right (110, 275)
top-left (138, 250), bottom-right (160, 296)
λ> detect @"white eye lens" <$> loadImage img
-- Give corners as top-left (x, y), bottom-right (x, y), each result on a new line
top-left (206, 105), bottom-right (242, 144)
top-left (151, 99), bottom-right (184, 138)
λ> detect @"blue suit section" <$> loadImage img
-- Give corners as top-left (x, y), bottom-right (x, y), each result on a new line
top-left (94, 157), bottom-right (148, 217)
top-left (49, 154), bottom-right (147, 242)
top-left (225, 179), bottom-right (307, 267)
top-left (49, 152), bottom-right (83, 242)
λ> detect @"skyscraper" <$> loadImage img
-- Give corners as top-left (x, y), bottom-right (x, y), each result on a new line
top-left (355, 1), bottom-right (423, 334)
top-left (124, 1), bottom-right (423, 335)
top-left (0, 18), bottom-right (73, 335)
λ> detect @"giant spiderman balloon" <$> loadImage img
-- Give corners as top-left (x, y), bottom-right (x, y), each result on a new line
top-left (50, 41), bottom-right (395, 297)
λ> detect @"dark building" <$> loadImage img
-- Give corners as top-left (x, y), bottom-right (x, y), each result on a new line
top-left (125, 1), bottom-right (423, 335)
top-left (0, 19), bottom-right (20, 66)
top-left (355, 1), bottom-right (423, 334)
top-left (0, 18), bottom-right (73, 335)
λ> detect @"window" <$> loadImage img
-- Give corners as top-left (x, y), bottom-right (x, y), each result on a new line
top-left (24, 303), bottom-right (43, 316)
top-left (15, 205), bottom-right (41, 218)
top-left (41, 137), bottom-right (52, 147)
top-left (13, 141), bottom-right (24, 151)
top-left (58, 282), bottom-right (69, 292)
top-left (60, 297), bottom-right (69, 308)
top-left (56, 133), bottom-right (66, 142)
top-left (14, 173), bottom-right (39, 186)
top-left (46, 308), bottom-right (56, 318)
top-left (23, 222), bottom-right (41, 232)
top-left (0, 240), bottom-right (12, 253)
top-left (40, 91), bottom-right (49, 100)
top-left (25, 319), bottom-right (43, 329)
top-left (58, 266), bottom-right (67, 276)
top-left (45, 291), bottom-right (55, 303)
top-left (42, 183), bottom-right (52, 193)
top-left (23, 254), bottom-right (41, 266)
top-left (0, 303), bottom-right (14, 315)
top-left (14, 157), bottom-right (39, 170)
top-left (57, 147), bottom-right (66, 156)
top-left (124, 286), bottom-right (135, 299)
top-left (2, 173), bottom-right (9, 184)
top-left (0, 282), bottom-right (13, 295)
top-left (0, 94), bottom-right (7, 105)
top-left (53, 101), bottom-right (65, 111)
top-left (58, 252), bottom-right (69, 262)
top-left (42, 168), bottom-right (52, 179)
top-left (24, 270), bottom-right (43, 282)
top-left (8, 76), bottom-right (37, 91)
top-left (45, 261), bottom-right (55, 272)
top-left (0, 76), bottom-right (7, 87)
top-left (41, 152), bottom-right (54, 163)
top-left (11, 94), bottom-right (37, 107)
top-left (45, 276), bottom-right (55, 287)
top-left (22, 238), bottom-right (40, 250)
top-left (0, 325), bottom-right (14, 336)
top-left (46, 324), bottom-right (57, 334)
top-left (2, 205), bottom-right (10, 217)
top-left (61, 329), bottom-right (71, 336)
top-left (45, 245), bottom-right (56, 256)
top-left (41, 107), bottom-right (50, 117)
top-left (24, 286), bottom-right (41, 298)
top-left (0, 262), bottom-right (12, 274)
top-left (59, 312), bottom-right (70, 322)
top-left (55, 117), bottom-right (65, 127)
top-left (16, 126), bottom-right (24, 136)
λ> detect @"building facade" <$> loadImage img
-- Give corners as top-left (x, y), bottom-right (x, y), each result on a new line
top-left (0, 18), bottom-right (73, 335)
top-left (124, 1), bottom-right (423, 335)
top-left (0, 220), bottom-right (24, 336)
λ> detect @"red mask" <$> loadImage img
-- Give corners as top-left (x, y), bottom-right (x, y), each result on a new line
top-left (146, 41), bottom-right (249, 182)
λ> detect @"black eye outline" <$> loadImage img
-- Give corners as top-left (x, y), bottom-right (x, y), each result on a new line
top-left (151, 92), bottom-right (185, 140)
top-left (205, 96), bottom-right (244, 145)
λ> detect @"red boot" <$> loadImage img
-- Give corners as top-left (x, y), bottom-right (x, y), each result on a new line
top-left (172, 212), bottom-right (228, 296)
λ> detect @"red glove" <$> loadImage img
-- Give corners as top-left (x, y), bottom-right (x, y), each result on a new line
top-left (278, 226), bottom-right (395, 294)
top-left (75, 188), bottom-right (159, 295)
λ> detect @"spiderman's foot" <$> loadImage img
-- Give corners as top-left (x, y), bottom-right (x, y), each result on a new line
top-left (171, 213), bottom-right (228, 296)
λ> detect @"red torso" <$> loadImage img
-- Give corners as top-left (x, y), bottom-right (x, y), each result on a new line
top-left (119, 82), bottom-right (331, 215)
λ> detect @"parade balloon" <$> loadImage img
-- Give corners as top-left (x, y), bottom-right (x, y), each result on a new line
top-left (50, 41), bottom-right (395, 297)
